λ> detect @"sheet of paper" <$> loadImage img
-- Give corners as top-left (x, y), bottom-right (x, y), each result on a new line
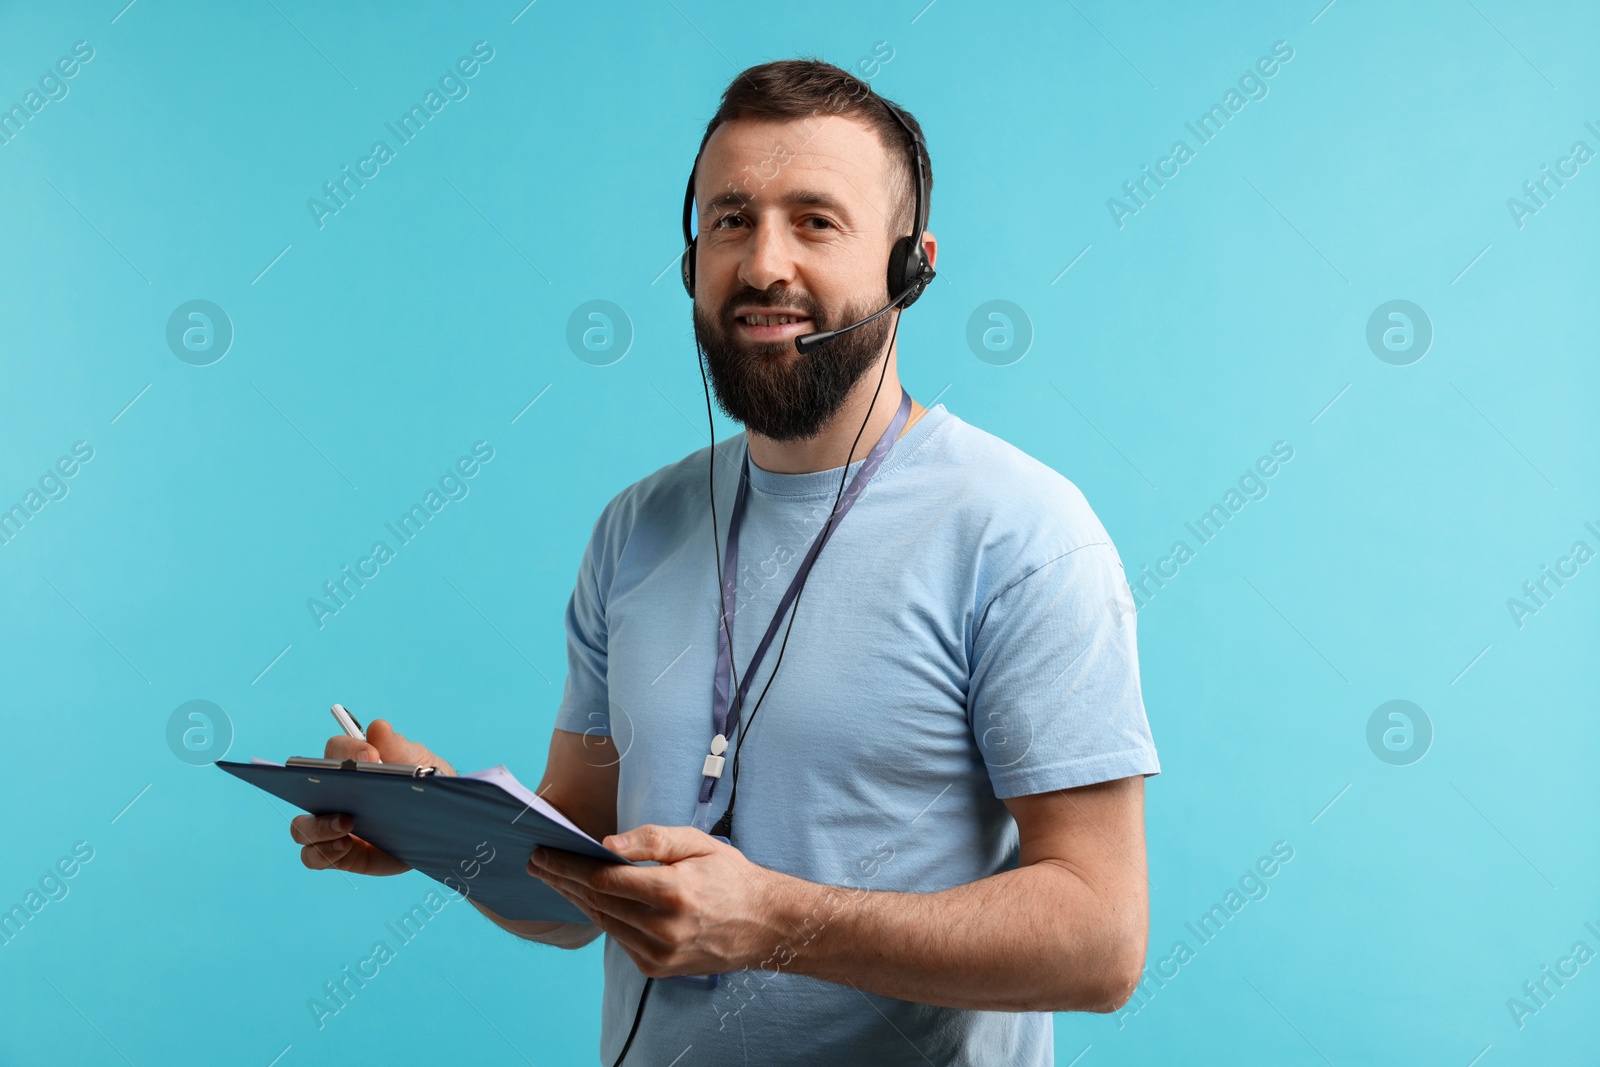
top-left (461, 764), bottom-right (595, 842)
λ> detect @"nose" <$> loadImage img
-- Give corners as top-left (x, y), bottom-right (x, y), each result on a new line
top-left (736, 214), bottom-right (798, 294)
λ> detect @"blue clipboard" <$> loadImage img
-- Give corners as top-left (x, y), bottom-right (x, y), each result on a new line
top-left (218, 757), bottom-right (634, 924)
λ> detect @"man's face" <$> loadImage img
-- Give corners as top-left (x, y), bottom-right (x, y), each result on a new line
top-left (690, 114), bottom-right (902, 443)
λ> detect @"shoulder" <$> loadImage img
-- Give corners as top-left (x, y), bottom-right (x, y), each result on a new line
top-left (917, 411), bottom-right (1118, 573)
top-left (579, 436), bottom-right (733, 576)
top-left (915, 414), bottom-right (1135, 652)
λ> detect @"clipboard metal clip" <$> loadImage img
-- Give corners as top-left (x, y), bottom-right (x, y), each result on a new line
top-left (284, 757), bottom-right (438, 778)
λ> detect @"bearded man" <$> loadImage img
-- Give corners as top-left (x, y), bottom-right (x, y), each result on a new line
top-left (292, 57), bottom-right (1160, 1067)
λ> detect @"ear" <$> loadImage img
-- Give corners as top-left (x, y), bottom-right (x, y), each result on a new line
top-left (921, 232), bottom-right (938, 271)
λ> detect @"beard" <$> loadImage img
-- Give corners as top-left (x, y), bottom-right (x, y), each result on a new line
top-left (693, 286), bottom-right (892, 443)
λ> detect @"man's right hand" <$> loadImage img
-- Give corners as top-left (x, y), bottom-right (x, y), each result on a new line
top-left (289, 718), bottom-right (456, 877)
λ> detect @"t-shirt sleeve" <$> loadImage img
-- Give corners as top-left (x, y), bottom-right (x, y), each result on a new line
top-left (969, 541), bottom-right (1160, 798)
top-left (551, 513), bottom-right (612, 738)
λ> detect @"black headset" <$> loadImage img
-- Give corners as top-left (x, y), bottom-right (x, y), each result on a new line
top-left (679, 94), bottom-right (935, 349)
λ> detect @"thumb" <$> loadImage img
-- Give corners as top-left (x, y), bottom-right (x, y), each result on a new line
top-left (605, 824), bottom-right (718, 864)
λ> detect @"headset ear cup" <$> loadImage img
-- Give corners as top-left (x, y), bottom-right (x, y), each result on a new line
top-left (681, 237), bottom-right (696, 298)
top-left (887, 235), bottom-right (914, 307)
top-left (888, 235), bottom-right (931, 310)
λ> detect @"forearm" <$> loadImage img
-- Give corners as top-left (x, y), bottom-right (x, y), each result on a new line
top-left (766, 862), bottom-right (1142, 1013)
top-left (468, 896), bottom-right (602, 950)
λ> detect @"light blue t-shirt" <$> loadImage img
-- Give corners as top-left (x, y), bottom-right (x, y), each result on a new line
top-left (553, 402), bottom-right (1160, 1066)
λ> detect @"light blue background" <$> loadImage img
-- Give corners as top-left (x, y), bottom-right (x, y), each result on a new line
top-left (1, 1), bottom-right (1596, 1064)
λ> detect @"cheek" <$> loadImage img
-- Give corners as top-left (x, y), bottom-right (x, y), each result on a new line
top-left (698, 252), bottom-right (742, 304)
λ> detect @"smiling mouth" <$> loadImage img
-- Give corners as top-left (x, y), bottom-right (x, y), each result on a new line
top-left (734, 311), bottom-right (814, 340)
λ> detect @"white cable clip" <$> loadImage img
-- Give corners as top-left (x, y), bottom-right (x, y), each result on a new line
top-left (702, 733), bottom-right (729, 777)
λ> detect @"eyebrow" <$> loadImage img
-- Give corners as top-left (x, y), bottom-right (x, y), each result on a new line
top-left (703, 187), bottom-right (854, 222)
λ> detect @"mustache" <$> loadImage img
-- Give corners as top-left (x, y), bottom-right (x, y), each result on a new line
top-left (720, 290), bottom-right (824, 323)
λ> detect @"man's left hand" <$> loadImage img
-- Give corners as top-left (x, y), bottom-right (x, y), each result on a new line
top-left (527, 824), bottom-right (795, 978)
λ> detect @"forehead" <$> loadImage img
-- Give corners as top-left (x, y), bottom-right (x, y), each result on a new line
top-left (696, 114), bottom-right (894, 212)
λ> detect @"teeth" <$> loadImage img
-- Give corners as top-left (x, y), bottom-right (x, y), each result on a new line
top-left (746, 313), bottom-right (801, 326)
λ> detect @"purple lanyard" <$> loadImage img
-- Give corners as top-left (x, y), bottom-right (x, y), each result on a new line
top-left (691, 388), bottom-right (912, 830)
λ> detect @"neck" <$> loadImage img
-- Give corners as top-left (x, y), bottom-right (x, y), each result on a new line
top-left (746, 345), bottom-right (925, 475)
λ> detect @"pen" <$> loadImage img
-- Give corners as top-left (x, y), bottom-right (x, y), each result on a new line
top-left (330, 703), bottom-right (376, 762)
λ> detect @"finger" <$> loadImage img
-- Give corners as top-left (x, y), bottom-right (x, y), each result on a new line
top-left (290, 813), bottom-right (354, 845)
top-left (528, 847), bottom-right (607, 880)
top-left (528, 870), bottom-right (672, 934)
top-left (301, 834), bottom-right (411, 876)
top-left (300, 836), bottom-right (354, 870)
top-left (531, 857), bottom-right (643, 908)
top-left (603, 824), bottom-right (719, 864)
top-left (324, 735), bottom-right (380, 761)
top-left (546, 884), bottom-right (644, 958)
top-left (539, 872), bottom-right (669, 952)
top-left (531, 849), bottom-right (673, 907)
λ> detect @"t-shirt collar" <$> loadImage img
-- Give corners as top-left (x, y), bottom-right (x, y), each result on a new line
top-left (741, 404), bottom-right (950, 499)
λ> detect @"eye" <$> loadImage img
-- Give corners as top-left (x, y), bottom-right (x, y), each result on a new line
top-left (802, 216), bottom-right (835, 230)
top-left (713, 213), bottom-right (746, 230)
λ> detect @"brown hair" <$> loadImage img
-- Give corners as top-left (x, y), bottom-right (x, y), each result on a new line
top-left (693, 57), bottom-right (932, 236)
